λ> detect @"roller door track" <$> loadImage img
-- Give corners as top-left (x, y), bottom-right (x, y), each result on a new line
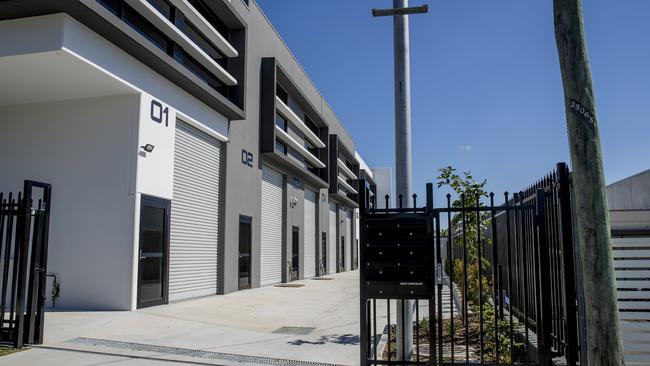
top-left (260, 165), bottom-right (284, 286)
top-left (169, 121), bottom-right (223, 301)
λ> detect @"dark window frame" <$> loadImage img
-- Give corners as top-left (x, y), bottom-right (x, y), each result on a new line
top-left (304, 114), bottom-right (319, 136)
top-left (275, 113), bottom-right (288, 131)
top-left (146, 0), bottom-right (172, 19)
top-left (179, 16), bottom-right (229, 69)
top-left (96, 0), bottom-right (241, 106)
top-left (186, 0), bottom-right (231, 41)
top-left (275, 141), bottom-right (288, 155)
top-left (276, 84), bottom-right (289, 104)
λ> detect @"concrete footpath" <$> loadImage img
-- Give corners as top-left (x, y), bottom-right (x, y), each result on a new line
top-left (0, 271), bottom-right (361, 366)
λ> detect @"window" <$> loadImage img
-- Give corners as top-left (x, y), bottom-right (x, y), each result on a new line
top-left (275, 141), bottom-right (287, 155)
top-left (105, 1), bottom-right (172, 53)
top-left (304, 114), bottom-right (319, 136)
top-left (307, 162), bottom-right (318, 176)
top-left (275, 113), bottom-right (287, 131)
top-left (96, 0), bottom-right (240, 106)
top-left (97, 0), bottom-right (120, 15)
top-left (305, 140), bottom-right (318, 159)
top-left (146, 0), bottom-right (172, 19)
top-left (180, 50), bottom-right (227, 94)
top-left (286, 123), bottom-right (305, 143)
top-left (180, 18), bottom-right (228, 68)
top-left (186, 0), bottom-right (230, 40)
top-left (287, 147), bottom-right (304, 165)
top-left (276, 85), bottom-right (288, 104)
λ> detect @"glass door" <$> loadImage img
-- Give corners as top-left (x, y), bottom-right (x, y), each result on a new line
top-left (339, 236), bottom-right (345, 272)
top-left (137, 196), bottom-right (170, 309)
top-left (291, 226), bottom-right (299, 281)
top-left (321, 233), bottom-right (327, 276)
top-left (238, 216), bottom-right (252, 290)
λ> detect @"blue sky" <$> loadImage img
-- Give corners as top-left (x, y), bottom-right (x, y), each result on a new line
top-left (256, 0), bottom-right (650, 204)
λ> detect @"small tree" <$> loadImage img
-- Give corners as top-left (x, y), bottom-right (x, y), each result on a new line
top-left (437, 167), bottom-right (491, 306)
top-left (437, 167), bottom-right (525, 363)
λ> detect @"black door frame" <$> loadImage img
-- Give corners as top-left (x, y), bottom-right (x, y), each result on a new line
top-left (238, 215), bottom-right (252, 290)
top-left (137, 195), bottom-right (170, 309)
top-left (291, 226), bottom-right (300, 281)
top-left (339, 236), bottom-right (345, 272)
top-left (321, 232), bottom-right (327, 276)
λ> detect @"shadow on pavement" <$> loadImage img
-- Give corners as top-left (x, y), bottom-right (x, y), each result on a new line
top-left (287, 334), bottom-right (360, 346)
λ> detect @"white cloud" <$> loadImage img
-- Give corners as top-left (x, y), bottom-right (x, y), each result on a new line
top-left (458, 145), bottom-right (472, 152)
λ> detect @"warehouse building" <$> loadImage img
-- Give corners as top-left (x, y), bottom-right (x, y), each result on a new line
top-left (606, 170), bottom-right (650, 365)
top-left (0, 0), bottom-right (377, 310)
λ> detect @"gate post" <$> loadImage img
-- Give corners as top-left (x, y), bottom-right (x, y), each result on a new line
top-left (557, 163), bottom-right (579, 365)
top-left (536, 188), bottom-right (553, 366)
top-left (359, 179), bottom-right (369, 366)
top-left (13, 181), bottom-right (34, 348)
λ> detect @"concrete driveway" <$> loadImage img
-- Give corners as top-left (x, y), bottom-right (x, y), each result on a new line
top-left (0, 271), bottom-right (361, 366)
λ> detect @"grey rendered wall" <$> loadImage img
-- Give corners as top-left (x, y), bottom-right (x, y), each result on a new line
top-left (318, 188), bottom-right (329, 273)
top-left (607, 169), bottom-right (650, 210)
top-left (372, 168), bottom-right (393, 209)
top-left (220, 0), bottom-right (360, 291)
top-left (286, 177), bottom-right (305, 280)
top-left (0, 95), bottom-right (139, 310)
top-left (606, 170), bottom-right (650, 232)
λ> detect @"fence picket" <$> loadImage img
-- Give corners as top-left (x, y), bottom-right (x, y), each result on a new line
top-left (0, 181), bottom-right (52, 348)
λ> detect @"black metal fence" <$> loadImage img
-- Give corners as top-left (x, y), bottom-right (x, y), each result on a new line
top-left (359, 163), bottom-right (580, 366)
top-left (484, 163), bottom-right (579, 365)
top-left (437, 189), bottom-right (542, 365)
top-left (0, 180), bottom-right (52, 348)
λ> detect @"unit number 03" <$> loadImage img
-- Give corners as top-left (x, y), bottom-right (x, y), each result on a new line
top-left (151, 100), bottom-right (169, 126)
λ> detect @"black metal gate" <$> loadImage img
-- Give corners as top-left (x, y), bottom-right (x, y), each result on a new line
top-left (0, 180), bottom-right (52, 348)
top-left (359, 164), bottom-right (579, 366)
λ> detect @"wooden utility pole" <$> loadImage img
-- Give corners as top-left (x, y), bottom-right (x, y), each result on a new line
top-left (553, 1), bottom-right (624, 365)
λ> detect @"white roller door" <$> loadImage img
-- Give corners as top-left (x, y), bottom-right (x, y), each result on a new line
top-left (345, 209), bottom-right (352, 271)
top-left (260, 165), bottom-right (284, 286)
top-left (304, 189), bottom-right (317, 278)
top-left (328, 203), bottom-right (337, 274)
top-left (170, 121), bottom-right (223, 301)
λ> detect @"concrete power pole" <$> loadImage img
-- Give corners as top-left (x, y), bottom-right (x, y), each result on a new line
top-left (372, 1), bottom-right (427, 361)
top-left (553, 1), bottom-right (624, 365)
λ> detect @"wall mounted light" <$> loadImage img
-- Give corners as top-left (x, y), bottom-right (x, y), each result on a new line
top-left (141, 144), bottom-right (155, 153)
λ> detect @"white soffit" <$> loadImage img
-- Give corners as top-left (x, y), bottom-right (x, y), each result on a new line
top-left (0, 50), bottom-right (135, 106)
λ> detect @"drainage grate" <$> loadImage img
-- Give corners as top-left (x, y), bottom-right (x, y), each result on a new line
top-left (67, 337), bottom-right (346, 366)
top-left (272, 326), bottom-right (316, 335)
